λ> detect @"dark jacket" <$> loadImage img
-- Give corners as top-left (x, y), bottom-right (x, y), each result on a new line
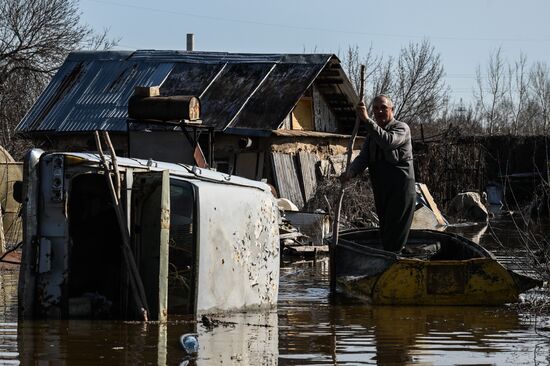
top-left (349, 117), bottom-right (413, 176)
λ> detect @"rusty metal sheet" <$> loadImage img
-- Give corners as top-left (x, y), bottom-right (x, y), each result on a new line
top-left (426, 265), bottom-right (466, 295)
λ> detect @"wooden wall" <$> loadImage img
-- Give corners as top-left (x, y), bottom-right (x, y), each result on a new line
top-left (313, 85), bottom-right (337, 133)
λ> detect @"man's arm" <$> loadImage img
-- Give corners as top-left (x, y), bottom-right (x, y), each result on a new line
top-left (363, 119), bottom-right (410, 150)
top-left (356, 103), bottom-right (409, 150)
top-left (348, 138), bottom-right (369, 178)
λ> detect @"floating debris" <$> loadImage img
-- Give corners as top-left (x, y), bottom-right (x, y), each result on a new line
top-left (179, 333), bottom-right (199, 355)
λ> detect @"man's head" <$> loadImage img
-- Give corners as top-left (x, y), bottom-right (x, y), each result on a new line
top-left (372, 95), bottom-right (394, 127)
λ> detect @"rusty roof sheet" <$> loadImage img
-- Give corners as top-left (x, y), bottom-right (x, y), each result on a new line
top-left (16, 50), bottom-right (356, 135)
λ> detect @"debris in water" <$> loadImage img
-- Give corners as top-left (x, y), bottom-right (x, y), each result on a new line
top-left (179, 333), bottom-right (199, 355)
top-left (201, 314), bottom-right (222, 329)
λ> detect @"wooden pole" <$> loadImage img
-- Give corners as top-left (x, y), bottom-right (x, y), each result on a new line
top-left (101, 131), bottom-right (121, 200)
top-left (0, 203), bottom-right (5, 254)
top-left (330, 65), bottom-right (366, 297)
top-left (94, 131), bottom-right (150, 321)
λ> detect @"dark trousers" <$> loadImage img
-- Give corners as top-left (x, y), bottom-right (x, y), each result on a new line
top-left (370, 161), bottom-right (415, 252)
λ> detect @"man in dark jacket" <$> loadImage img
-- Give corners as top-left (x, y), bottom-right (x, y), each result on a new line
top-left (342, 95), bottom-right (415, 252)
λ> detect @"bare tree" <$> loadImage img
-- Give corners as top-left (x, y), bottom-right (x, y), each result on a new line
top-left (507, 54), bottom-right (530, 135)
top-left (342, 40), bottom-right (448, 123)
top-left (475, 48), bottom-right (508, 135)
top-left (529, 62), bottom-right (550, 133)
top-left (0, 0), bottom-right (117, 156)
top-left (474, 50), bottom-right (550, 135)
top-left (370, 56), bottom-right (393, 102)
top-left (341, 44), bottom-right (381, 98)
top-left (390, 40), bottom-right (448, 123)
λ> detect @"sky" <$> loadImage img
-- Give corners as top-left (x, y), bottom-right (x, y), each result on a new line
top-left (79, 0), bottom-right (550, 107)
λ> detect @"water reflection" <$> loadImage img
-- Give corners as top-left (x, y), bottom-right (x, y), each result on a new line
top-left (0, 271), bottom-right (18, 365)
top-left (1, 219), bottom-right (550, 365)
top-left (16, 311), bottom-right (278, 365)
top-left (278, 258), bottom-right (550, 365)
top-left (197, 312), bottom-right (278, 365)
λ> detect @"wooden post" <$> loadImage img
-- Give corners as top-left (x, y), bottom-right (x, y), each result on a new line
top-left (330, 65), bottom-right (366, 297)
top-left (0, 204), bottom-right (5, 254)
top-left (101, 131), bottom-right (121, 200)
top-left (94, 131), bottom-right (150, 321)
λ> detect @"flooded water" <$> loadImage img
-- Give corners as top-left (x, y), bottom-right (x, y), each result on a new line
top-left (278, 259), bottom-right (550, 365)
top-left (1, 220), bottom-right (550, 365)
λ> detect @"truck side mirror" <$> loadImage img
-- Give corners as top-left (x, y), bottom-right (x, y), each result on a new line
top-left (13, 181), bottom-right (22, 204)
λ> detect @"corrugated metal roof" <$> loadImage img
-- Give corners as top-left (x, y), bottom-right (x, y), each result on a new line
top-left (16, 50), bottom-right (357, 135)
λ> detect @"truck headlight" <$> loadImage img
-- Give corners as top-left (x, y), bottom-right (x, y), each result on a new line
top-left (51, 155), bottom-right (64, 202)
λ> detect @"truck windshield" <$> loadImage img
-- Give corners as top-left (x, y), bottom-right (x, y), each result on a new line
top-left (168, 179), bottom-right (195, 314)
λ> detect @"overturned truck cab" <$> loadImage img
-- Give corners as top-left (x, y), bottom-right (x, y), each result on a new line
top-left (18, 149), bottom-right (280, 320)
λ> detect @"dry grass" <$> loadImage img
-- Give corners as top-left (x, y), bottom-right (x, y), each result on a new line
top-left (305, 174), bottom-right (378, 230)
top-left (498, 179), bottom-right (550, 314)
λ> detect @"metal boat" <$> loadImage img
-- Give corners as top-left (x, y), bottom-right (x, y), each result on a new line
top-left (335, 229), bottom-right (542, 305)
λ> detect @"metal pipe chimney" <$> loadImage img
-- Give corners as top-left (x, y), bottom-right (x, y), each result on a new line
top-left (186, 33), bottom-right (194, 51)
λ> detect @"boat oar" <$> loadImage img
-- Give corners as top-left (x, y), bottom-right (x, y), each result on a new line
top-left (330, 65), bottom-right (366, 297)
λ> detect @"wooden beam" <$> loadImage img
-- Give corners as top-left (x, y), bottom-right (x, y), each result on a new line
top-left (0, 206), bottom-right (5, 254)
top-left (319, 70), bottom-right (341, 77)
top-left (134, 86), bottom-right (160, 97)
top-left (321, 94), bottom-right (348, 100)
top-left (327, 101), bottom-right (352, 106)
top-left (316, 78), bottom-right (344, 85)
top-left (418, 183), bottom-right (447, 226)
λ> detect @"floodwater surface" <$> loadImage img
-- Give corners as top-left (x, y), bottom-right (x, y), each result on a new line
top-left (1, 220), bottom-right (550, 365)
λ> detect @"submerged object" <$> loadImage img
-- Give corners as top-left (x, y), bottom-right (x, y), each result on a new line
top-left (18, 150), bottom-right (280, 320)
top-left (335, 229), bottom-right (542, 305)
top-left (179, 333), bottom-right (199, 355)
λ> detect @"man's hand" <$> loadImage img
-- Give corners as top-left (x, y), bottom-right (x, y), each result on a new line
top-left (356, 101), bottom-right (369, 122)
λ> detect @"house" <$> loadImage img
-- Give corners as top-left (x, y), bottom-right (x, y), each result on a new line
top-left (16, 50), bottom-right (361, 209)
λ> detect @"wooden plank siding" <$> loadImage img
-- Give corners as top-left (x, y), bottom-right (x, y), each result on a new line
top-left (297, 152), bottom-right (319, 205)
top-left (313, 85), bottom-right (338, 133)
top-left (271, 152), bottom-right (305, 208)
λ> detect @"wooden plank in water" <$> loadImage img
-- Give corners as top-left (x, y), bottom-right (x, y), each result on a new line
top-left (418, 183), bottom-right (447, 226)
top-left (271, 152), bottom-right (305, 209)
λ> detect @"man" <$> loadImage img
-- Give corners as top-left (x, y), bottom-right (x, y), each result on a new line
top-left (342, 95), bottom-right (415, 252)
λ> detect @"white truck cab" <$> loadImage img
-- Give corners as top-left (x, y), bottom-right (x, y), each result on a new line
top-left (18, 150), bottom-right (279, 320)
